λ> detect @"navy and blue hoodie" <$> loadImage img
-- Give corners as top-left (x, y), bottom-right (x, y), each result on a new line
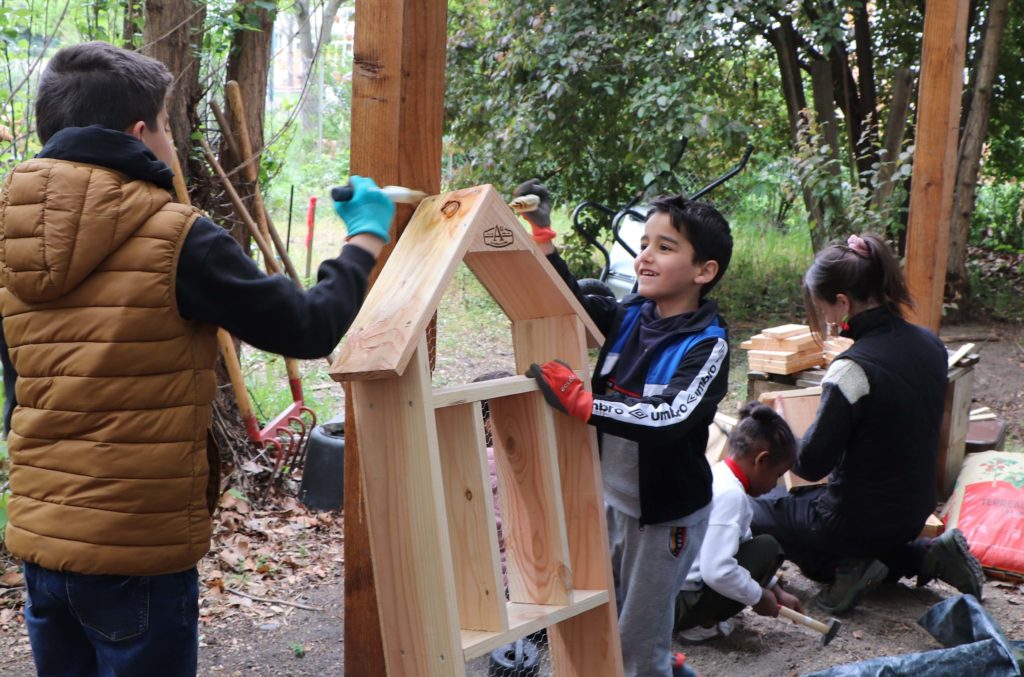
top-left (546, 252), bottom-right (729, 526)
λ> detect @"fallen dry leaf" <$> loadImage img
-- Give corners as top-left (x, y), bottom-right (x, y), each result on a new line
top-left (0, 572), bottom-right (24, 588)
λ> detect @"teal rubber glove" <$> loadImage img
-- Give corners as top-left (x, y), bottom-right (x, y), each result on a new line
top-left (333, 175), bottom-right (395, 244)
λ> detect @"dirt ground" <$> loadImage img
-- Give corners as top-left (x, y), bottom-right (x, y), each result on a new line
top-left (0, 320), bottom-right (1021, 676)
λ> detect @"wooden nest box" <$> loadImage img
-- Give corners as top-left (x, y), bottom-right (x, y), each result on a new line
top-left (330, 184), bottom-right (624, 676)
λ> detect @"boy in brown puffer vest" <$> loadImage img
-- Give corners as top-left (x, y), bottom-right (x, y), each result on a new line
top-left (0, 41), bottom-right (393, 677)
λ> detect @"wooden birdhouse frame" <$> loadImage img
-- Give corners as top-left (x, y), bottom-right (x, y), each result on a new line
top-left (330, 184), bottom-right (624, 676)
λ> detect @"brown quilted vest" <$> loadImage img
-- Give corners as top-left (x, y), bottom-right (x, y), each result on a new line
top-left (0, 158), bottom-right (218, 575)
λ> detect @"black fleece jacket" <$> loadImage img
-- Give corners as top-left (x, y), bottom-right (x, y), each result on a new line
top-left (546, 251), bottom-right (729, 524)
top-left (795, 306), bottom-right (947, 545)
top-left (32, 126), bottom-right (374, 359)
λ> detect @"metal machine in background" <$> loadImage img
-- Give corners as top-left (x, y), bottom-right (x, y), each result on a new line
top-left (571, 143), bottom-right (753, 299)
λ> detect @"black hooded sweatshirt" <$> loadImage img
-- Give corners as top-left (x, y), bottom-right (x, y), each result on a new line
top-left (28, 126), bottom-right (375, 359)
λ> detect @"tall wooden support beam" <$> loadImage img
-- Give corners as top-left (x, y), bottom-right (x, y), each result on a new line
top-left (904, 0), bottom-right (970, 332)
top-left (344, 0), bottom-right (447, 673)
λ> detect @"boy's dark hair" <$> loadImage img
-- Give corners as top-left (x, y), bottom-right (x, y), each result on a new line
top-left (729, 402), bottom-right (796, 466)
top-left (35, 42), bottom-right (172, 145)
top-left (802, 232), bottom-right (913, 339)
top-left (646, 195), bottom-right (732, 296)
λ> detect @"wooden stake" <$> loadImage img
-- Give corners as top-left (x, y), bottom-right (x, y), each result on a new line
top-left (168, 135), bottom-right (257, 432)
top-left (345, 1), bottom-right (448, 673)
top-left (224, 82), bottom-right (304, 287)
top-left (904, 0), bottom-right (971, 332)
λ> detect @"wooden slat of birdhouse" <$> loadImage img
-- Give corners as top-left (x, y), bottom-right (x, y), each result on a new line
top-left (331, 185), bottom-right (494, 380)
top-left (489, 392), bottom-right (573, 607)
top-left (510, 315), bottom-right (624, 676)
top-left (349, 337), bottom-right (462, 673)
top-left (463, 189), bottom-right (603, 348)
top-left (461, 589), bottom-right (610, 660)
top-left (433, 375), bottom-right (540, 410)
top-left (436, 403), bottom-right (507, 633)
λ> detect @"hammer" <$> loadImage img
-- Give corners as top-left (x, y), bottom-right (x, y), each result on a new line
top-left (778, 605), bottom-right (842, 646)
top-left (331, 184), bottom-right (427, 205)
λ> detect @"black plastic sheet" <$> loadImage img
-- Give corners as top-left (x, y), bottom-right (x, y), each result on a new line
top-left (804, 595), bottom-right (1024, 677)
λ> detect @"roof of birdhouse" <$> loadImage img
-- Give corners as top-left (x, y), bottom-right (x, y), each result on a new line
top-left (329, 184), bottom-right (604, 381)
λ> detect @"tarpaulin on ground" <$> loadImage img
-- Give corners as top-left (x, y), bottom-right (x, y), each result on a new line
top-left (803, 594), bottom-right (1024, 677)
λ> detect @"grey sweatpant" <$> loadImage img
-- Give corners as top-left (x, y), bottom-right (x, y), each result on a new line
top-left (607, 505), bottom-right (709, 677)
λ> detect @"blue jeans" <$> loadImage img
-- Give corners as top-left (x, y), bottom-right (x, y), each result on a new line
top-left (23, 562), bottom-right (199, 677)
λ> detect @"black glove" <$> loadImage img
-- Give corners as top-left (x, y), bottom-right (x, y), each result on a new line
top-left (513, 179), bottom-right (554, 240)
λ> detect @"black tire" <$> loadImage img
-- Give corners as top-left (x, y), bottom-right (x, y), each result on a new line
top-left (577, 278), bottom-right (616, 299)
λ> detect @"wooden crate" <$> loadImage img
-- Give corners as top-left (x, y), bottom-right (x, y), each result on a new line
top-left (759, 387), bottom-right (826, 491)
top-left (936, 365), bottom-right (975, 500)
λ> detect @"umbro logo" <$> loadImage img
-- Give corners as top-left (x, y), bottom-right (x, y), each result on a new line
top-left (629, 410), bottom-right (648, 419)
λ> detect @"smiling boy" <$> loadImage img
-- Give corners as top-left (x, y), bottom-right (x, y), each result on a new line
top-left (516, 181), bottom-right (732, 677)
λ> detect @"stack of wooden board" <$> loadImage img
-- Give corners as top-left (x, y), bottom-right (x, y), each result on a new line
top-left (823, 337), bottom-right (854, 366)
top-left (741, 324), bottom-right (824, 375)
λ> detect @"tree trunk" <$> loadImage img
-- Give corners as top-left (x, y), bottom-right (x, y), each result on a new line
top-left (875, 68), bottom-right (915, 215)
top-left (222, 2), bottom-right (277, 248)
top-left (769, 17), bottom-right (825, 249)
top-left (293, 0), bottom-right (346, 134)
top-left (226, 3), bottom-right (276, 168)
top-left (946, 0), bottom-right (1009, 320)
top-left (810, 58), bottom-right (845, 239)
top-left (141, 0), bottom-right (206, 185)
top-left (293, 1), bottom-right (318, 133)
top-left (122, 0), bottom-right (142, 49)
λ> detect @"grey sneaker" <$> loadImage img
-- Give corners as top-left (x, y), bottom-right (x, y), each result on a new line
top-left (815, 559), bottom-right (889, 615)
top-left (920, 528), bottom-right (985, 600)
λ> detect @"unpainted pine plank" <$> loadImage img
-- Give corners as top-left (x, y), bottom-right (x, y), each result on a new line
top-left (763, 323), bottom-right (810, 339)
top-left (919, 513), bottom-right (945, 539)
top-left (433, 374), bottom-right (539, 410)
top-left (460, 589), bottom-right (609, 661)
top-left (351, 339), bottom-right (463, 676)
top-left (331, 185), bottom-right (496, 381)
top-left (705, 421), bottom-right (730, 465)
top-left (512, 315), bottom-right (624, 676)
top-left (462, 194), bottom-right (603, 348)
top-left (758, 386), bottom-right (823, 408)
top-left (904, 0), bottom-right (970, 332)
top-left (489, 391), bottom-right (572, 607)
top-left (435, 404), bottom-right (507, 633)
top-left (345, 0), bottom-right (447, 671)
top-left (774, 392), bottom-right (828, 492)
top-left (937, 367), bottom-right (974, 500)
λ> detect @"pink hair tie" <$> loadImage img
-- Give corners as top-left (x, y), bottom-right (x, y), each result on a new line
top-left (847, 234), bottom-right (870, 257)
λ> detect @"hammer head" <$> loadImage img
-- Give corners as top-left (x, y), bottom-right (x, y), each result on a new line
top-left (822, 617), bottom-right (842, 646)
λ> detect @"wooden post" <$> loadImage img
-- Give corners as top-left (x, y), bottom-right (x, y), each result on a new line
top-left (344, 1), bottom-right (447, 673)
top-left (904, 0), bottom-right (970, 332)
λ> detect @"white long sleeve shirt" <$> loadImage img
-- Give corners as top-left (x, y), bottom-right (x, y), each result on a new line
top-left (683, 460), bottom-right (763, 606)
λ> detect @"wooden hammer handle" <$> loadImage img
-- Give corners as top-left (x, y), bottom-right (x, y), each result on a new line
top-left (778, 605), bottom-right (829, 634)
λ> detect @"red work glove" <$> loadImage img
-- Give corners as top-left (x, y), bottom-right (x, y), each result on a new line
top-left (513, 179), bottom-right (556, 243)
top-left (526, 360), bottom-right (593, 422)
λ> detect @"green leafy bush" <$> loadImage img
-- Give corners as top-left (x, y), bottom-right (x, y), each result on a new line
top-left (972, 182), bottom-right (1024, 252)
